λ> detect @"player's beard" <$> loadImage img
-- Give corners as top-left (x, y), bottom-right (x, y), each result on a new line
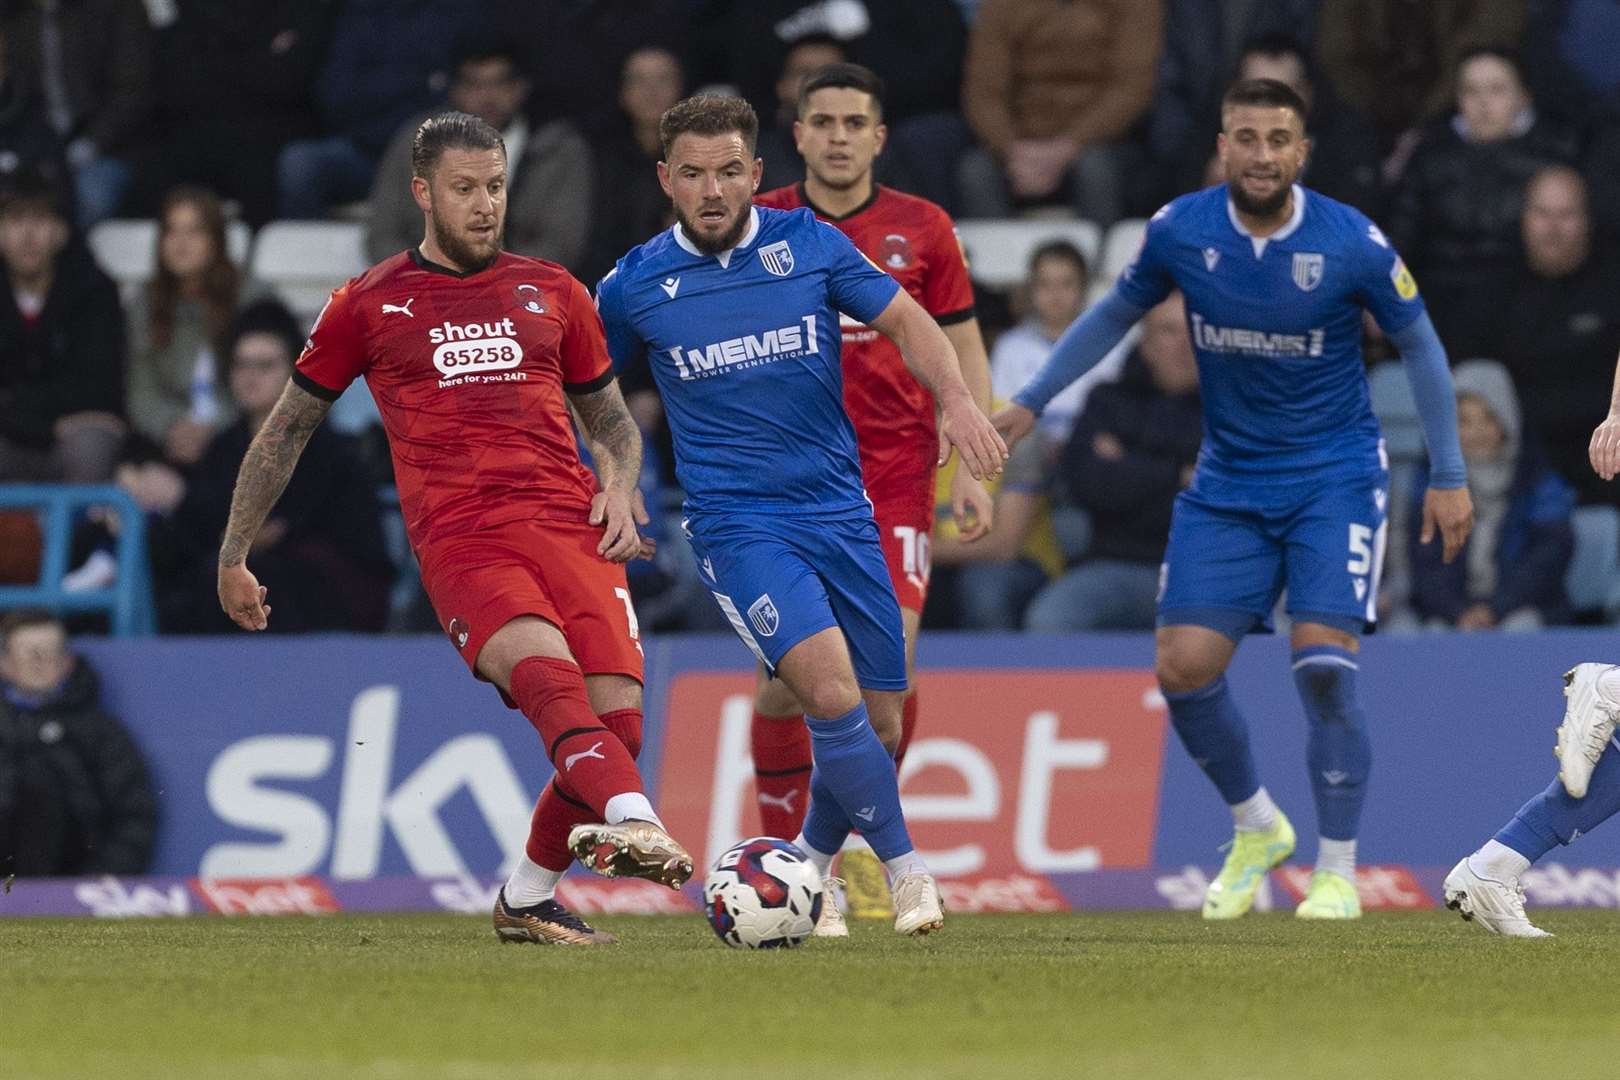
top-left (431, 213), bottom-right (503, 273)
top-left (1229, 172), bottom-right (1292, 218)
top-left (675, 200), bottom-right (750, 255)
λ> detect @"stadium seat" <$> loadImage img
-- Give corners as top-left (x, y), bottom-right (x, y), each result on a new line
top-left (250, 220), bottom-right (367, 321)
top-left (89, 219), bottom-right (253, 302)
top-left (954, 219), bottom-right (1101, 290)
top-left (1565, 505), bottom-right (1620, 615)
top-left (1098, 218), bottom-right (1148, 283)
top-left (1367, 361), bottom-right (1425, 463)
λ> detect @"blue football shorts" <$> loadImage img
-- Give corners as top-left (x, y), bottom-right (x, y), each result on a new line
top-left (1157, 467), bottom-right (1389, 639)
top-left (683, 509), bottom-right (907, 691)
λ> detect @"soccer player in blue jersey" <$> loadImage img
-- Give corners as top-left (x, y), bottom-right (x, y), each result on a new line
top-left (996, 79), bottom-right (1475, 921)
top-left (596, 95), bottom-right (1006, 937)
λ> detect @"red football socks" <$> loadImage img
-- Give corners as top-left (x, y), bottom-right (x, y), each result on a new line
top-left (750, 708), bottom-right (813, 838)
top-left (523, 705), bottom-right (647, 871)
top-left (508, 656), bottom-right (644, 817)
top-left (895, 690), bottom-right (920, 769)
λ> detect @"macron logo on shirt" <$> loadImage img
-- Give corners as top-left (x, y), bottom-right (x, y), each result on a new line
top-left (666, 314), bottom-right (819, 380)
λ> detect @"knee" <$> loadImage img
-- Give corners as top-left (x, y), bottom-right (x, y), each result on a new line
top-left (1156, 647), bottom-right (1224, 696)
top-left (754, 669), bottom-right (802, 716)
top-left (796, 674), bottom-right (861, 721)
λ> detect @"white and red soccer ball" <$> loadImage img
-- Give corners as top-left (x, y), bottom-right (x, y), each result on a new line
top-left (703, 837), bottom-right (824, 949)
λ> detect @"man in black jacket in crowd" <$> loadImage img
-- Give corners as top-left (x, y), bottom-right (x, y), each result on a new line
top-left (1023, 292), bottom-right (1203, 631)
top-left (0, 169), bottom-right (126, 482)
top-left (0, 609), bottom-right (157, 877)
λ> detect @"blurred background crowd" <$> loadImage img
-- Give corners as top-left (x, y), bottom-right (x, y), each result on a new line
top-left (2, 0), bottom-right (1619, 644)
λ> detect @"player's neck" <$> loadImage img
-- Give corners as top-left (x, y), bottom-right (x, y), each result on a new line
top-left (802, 173), bottom-right (874, 219)
top-left (1232, 189), bottom-right (1295, 239)
top-left (418, 237), bottom-right (476, 275)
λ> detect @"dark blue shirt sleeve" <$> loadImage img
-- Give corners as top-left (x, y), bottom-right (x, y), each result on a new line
top-left (1012, 288), bottom-right (1145, 415)
top-left (594, 263), bottom-right (646, 373)
top-left (1388, 312), bottom-right (1467, 488)
top-left (818, 220), bottom-right (901, 324)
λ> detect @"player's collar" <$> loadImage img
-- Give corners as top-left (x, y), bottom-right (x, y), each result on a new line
top-left (798, 181), bottom-right (880, 222)
top-left (672, 206), bottom-right (760, 268)
top-left (410, 246), bottom-right (500, 279)
top-left (1225, 183), bottom-right (1307, 258)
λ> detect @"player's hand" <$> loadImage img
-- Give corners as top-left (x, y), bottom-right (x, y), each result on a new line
top-left (1420, 485), bottom-right (1474, 564)
top-left (591, 488), bottom-right (650, 563)
top-left (950, 469), bottom-right (994, 542)
top-left (1590, 414), bottom-right (1620, 480)
top-left (939, 391), bottom-right (1007, 481)
top-left (991, 403), bottom-right (1037, 451)
top-left (218, 562), bottom-right (271, 631)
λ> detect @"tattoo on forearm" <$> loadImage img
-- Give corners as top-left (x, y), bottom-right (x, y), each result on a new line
top-left (218, 382), bottom-right (331, 566)
top-left (569, 380), bottom-right (642, 493)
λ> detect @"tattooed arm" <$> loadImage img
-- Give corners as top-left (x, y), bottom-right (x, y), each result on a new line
top-left (569, 377), bottom-right (650, 562)
top-left (217, 380), bottom-right (333, 629)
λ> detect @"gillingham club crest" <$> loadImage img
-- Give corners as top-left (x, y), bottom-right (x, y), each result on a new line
top-left (747, 594), bottom-right (780, 637)
top-left (1292, 252), bottom-right (1324, 292)
top-left (758, 240), bottom-right (794, 277)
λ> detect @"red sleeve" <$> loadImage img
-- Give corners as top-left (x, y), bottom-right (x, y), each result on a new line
top-left (559, 275), bottom-right (614, 393)
top-left (292, 283), bottom-right (367, 401)
top-left (921, 207), bottom-right (975, 325)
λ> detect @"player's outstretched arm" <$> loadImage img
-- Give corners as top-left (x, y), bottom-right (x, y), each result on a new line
top-left (217, 380), bottom-right (332, 630)
top-left (869, 289), bottom-right (1007, 481)
top-left (570, 378), bottom-right (652, 563)
top-left (992, 288), bottom-right (1144, 450)
top-left (1388, 312), bottom-right (1473, 563)
top-left (1590, 349), bottom-right (1620, 481)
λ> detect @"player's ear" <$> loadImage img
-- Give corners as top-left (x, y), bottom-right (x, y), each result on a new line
top-left (411, 174), bottom-right (432, 214)
top-left (792, 119), bottom-right (806, 154)
top-left (750, 156), bottom-right (763, 193)
top-left (873, 121), bottom-right (888, 157)
top-left (656, 159), bottom-right (674, 199)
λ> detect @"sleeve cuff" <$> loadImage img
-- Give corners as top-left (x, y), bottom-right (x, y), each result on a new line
top-left (564, 369), bottom-right (616, 395)
top-left (291, 370), bottom-right (343, 402)
top-left (935, 306), bottom-right (976, 327)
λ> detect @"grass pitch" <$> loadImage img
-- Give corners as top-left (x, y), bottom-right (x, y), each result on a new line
top-left (3, 911), bottom-right (1616, 1080)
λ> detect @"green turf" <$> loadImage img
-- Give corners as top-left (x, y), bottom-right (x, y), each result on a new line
top-left (2, 911), bottom-right (1616, 1079)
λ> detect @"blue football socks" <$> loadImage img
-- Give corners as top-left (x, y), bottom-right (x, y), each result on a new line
top-left (1498, 737), bottom-right (1620, 862)
top-left (1292, 646), bottom-right (1372, 842)
top-left (1165, 675), bottom-right (1262, 805)
top-left (798, 702), bottom-right (914, 861)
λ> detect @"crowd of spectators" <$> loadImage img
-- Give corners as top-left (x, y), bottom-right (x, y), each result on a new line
top-left (1, 0), bottom-right (1618, 636)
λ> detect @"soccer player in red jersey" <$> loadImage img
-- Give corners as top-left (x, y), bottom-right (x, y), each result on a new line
top-left (215, 112), bottom-right (691, 945)
top-left (752, 64), bottom-right (995, 905)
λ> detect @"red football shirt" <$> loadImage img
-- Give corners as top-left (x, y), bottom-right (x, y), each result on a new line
top-left (293, 249), bottom-right (613, 551)
top-left (755, 183), bottom-right (975, 516)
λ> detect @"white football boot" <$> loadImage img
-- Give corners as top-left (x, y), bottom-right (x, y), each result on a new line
top-left (1557, 664), bottom-right (1620, 798)
top-left (813, 877), bottom-right (849, 938)
top-left (1443, 857), bottom-right (1552, 938)
top-left (892, 872), bottom-right (944, 936)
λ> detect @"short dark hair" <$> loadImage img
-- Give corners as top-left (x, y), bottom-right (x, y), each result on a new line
top-left (1029, 239), bottom-right (1089, 280)
top-left (797, 61), bottom-right (886, 119)
top-left (1456, 44), bottom-right (1527, 89)
top-left (1220, 78), bottom-right (1309, 125)
top-left (411, 111), bottom-right (506, 179)
top-left (0, 167), bottom-right (71, 223)
top-left (455, 42), bottom-right (525, 80)
top-left (224, 298), bottom-right (305, 372)
top-left (1239, 32), bottom-right (1313, 82)
top-left (0, 608), bottom-right (61, 649)
top-left (659, 94), bottom-right (758, 160)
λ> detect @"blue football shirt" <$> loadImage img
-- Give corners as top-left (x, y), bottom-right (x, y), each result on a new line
top-left (596, 206), bottom-right (900, 516)
top-left (1117, 183), bottom-right (1425, 484)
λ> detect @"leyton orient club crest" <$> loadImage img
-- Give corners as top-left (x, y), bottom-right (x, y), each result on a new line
top-left (1292, 252), bottom-right (1324, 292)
top-left (880, 233), bottom-right (913, 269)
top-left (515, 283), bottom-right (547, 314)
top-left (758, 240), bottom-right (794, 277)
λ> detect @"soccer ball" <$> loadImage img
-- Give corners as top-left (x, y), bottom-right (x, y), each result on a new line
top-left (704, 837), bottom-right (824, 949)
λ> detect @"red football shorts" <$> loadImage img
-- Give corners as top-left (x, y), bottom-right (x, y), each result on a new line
top-left (418, 518), bottom-right (644, 689)
top-left (871, 499), bottom-right (933, 614)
